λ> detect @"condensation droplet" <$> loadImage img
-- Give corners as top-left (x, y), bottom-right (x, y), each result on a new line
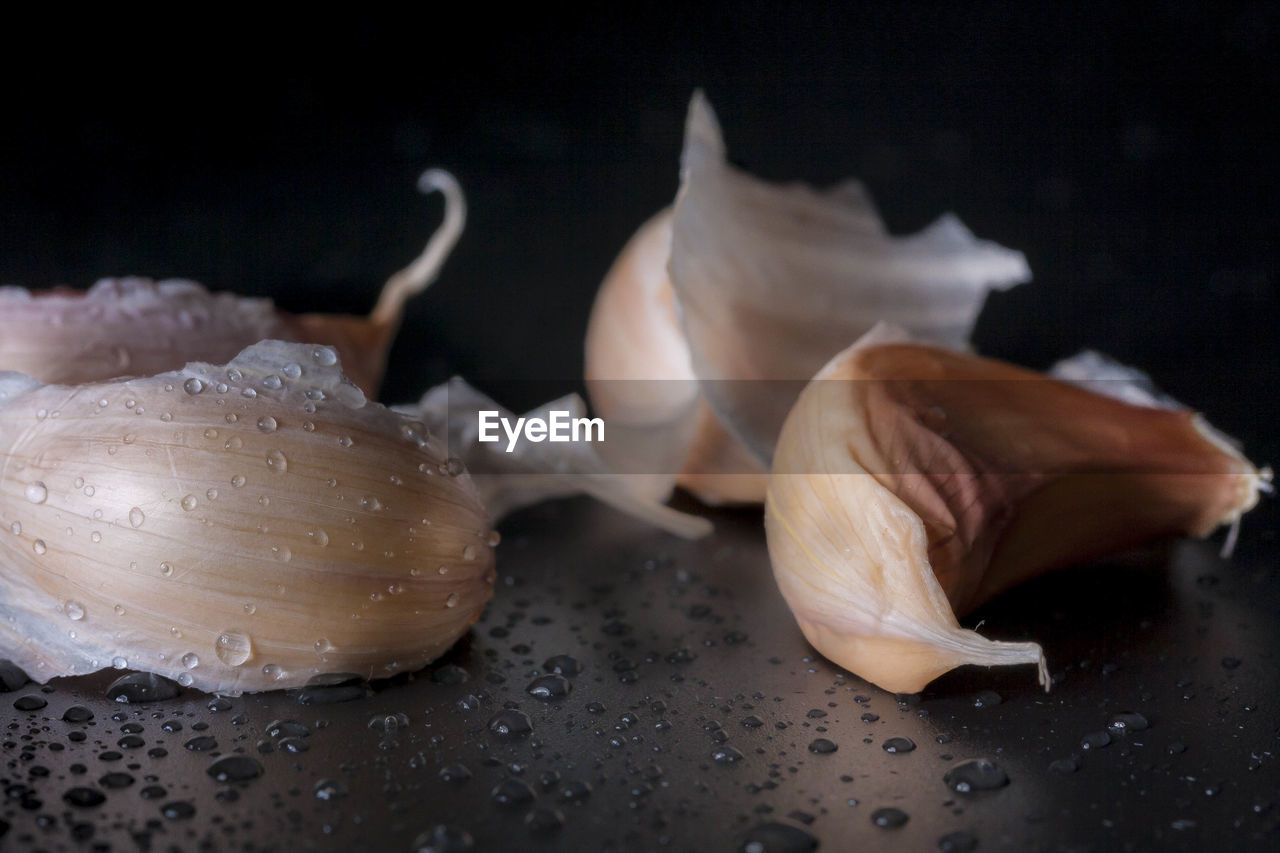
top-left (114, 604), bottom-right (125, 616)
top-left (25, 482), bottom-right (48, 504)
top-left (215, 632), bottom-right (253, 667)
top-left (231, 474), bottom-right (246, 488)
top-left (206, 488), bottom-right (219, 501)
top-left (446, 593), bottom-right (460, 608)
top-left (272, 545), bottom-right (292, 563)
top-left (257, 416), bottom-right (277, 433)
top-left (182, 652), bottom-right (199, 669)
top-left (65, 600), bottom-right (86, 621)
top-left (283, 363), bottom-right (302, 379)
top-left (91, 531), bottom-right (102, 543)
top-left (262, 664), bottom-right (284, 681)
top-left (204, 428), bottom-right (219, 440)
top-left (176, 672), bottom-right (194, 687)
top-left (265, 450), bottom-right (288, 473)
top-left (462, 544), bottom-right (477, 561)
top-left (313, 347), bottom-right (337, 366)
top-left (10, 522), bottom-right (20, 535)
top-left (180, 495), bottom-right (198, 512)
top-left (314, 638), bottom-right (333, 655)
top-left (309, 529), bottom-right (329, 547)
top-left (129, 507), bottom-right (145, 528)
top-left (262, 375), bottom-right (283, 390)
top-left (337, 436), bottom-right (353, 448)
top-left (33, 539), bottom-right (47, 555)
top-left (112, 656), bottom-right (128, 669)
top-left (160, 562), bottom-right (174, 578)
top-left (183, 378), bottom-right (204, 395)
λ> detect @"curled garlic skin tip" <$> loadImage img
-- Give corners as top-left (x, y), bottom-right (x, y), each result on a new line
top-left (0, 168), bottom-right (464, 397)
top-left (0, 340), bottom-right (495, 694)
top-left (765, 331), bottom-right (1260, 695)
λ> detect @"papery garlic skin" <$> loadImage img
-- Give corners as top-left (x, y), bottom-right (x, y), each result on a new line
top-left (668, 93), bottom-right (1032, 464)
top-left (0, 340), bottom-right (494, 694)
top-left (765, 331), bottom-right (1262, 694)
top-left (407, 378), bottom-right (712, 539)
top-left (0, 169), bottom-right (464, 397)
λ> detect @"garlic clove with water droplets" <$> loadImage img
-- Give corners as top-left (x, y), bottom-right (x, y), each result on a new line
top-left (0, 169), bottom-right (464, 396)
top-left (0, 339), bottom-right (494, 694)
top-left (765, 328), bottom-right (1264, 694)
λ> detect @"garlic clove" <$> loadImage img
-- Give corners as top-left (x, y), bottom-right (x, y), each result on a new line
top-left (0, 339), bottom-right (494, 694)
top-left (0, 169), bottom-right (463, 396)
top-left (668, 92), bottom-right (1032, 464)
top-left (765, 329), bottom-right (1263, 694)
top-left (406, 378), bottom-right (712, 539)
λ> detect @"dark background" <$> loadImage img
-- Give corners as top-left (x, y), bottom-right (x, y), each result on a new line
top-left (2, 5), bottom-right (1276, 443)
top-left (2, 8), bottom-right (1279, 850)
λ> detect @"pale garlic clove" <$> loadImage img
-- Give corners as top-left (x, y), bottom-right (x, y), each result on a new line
top-left (406, 378), bottom-right (712, 539)
top-left (0, 340), bottom-right (495, 694)
top-left (668, 92), bottom-right (1032, 464)
top-left (0, 169), bottom-right (464, 396)
top-left (584, 209), bottom-right (766, 506)
top-left (765, 330), bottom-right (1264, 695)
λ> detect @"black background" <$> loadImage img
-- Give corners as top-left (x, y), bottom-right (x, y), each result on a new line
top-left (2, 5), bottom-right (1276, 439)
top-left (2, 8), bottom-right (1279, 850)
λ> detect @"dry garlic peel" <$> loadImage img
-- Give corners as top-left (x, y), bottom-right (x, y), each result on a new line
top-left (407, 379), bottom-right (712, 539)
top-left (0, 340), bottom-right (494, 694)
top-left (0, 169), bottom-right (464, 397)
top-left (765, 336), bottom-right (1262, 694)
top-left (667, 93), bottom-right (1033, 464)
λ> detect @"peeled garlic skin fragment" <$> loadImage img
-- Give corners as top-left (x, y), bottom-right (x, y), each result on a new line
top-left (765, 340), bottom-right (1260, 694)
top-left (0, 341), bottom-right (495, 694)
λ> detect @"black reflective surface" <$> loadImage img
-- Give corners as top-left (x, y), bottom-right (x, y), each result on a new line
top-left (2, 498), bottom-right (1279, 850)
top-left (3, 6), bottom-right (1279, 851)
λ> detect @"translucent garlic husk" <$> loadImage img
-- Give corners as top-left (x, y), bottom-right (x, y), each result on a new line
top-left (0, 340), bottom-right (494, 694)
top-left (0, 169), bottom-right (464, 397)
top-left (584, 93), bottom-right (1030, 505)
top-left (765, 329), bottom-right (1263, 694)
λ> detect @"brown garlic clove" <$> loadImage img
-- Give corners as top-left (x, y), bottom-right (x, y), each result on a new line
top-left (0, 340), bottom-right (494, 694)
top-left (765, 331), bottom-right (1263, 694)
top-left (0, 170), bottom-right (464, 397)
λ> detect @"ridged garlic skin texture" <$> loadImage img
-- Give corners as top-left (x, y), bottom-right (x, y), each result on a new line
top-left (0, 341), bottom-right (495, 694)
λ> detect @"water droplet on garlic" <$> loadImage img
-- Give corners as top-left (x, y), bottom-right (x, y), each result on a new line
top-left (180, 495), bottom-right (198, 512)
top-left (257, 416), bottom-right (278, 433)
top-left (216, 632), bottom-right (253, 667)
top-left (265, 449), bottom-right (288, 473)
top-left (65, 600), bottom-right (86, 621)
top-left (25, 481), bottom-right (48, 504)
top-left (128, 507), bottom-right (145, 528)
top-left (181, 652), bottom-right (199, 669)
top-left (183, 378), bottom-right (204, 395)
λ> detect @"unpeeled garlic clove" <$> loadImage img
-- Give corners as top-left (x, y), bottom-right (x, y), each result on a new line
top-left (765, 329), bottom-right (1263, 694)
top-left (0, 340), bottom-right (494, 694)
top-left (584, 93), bottom-right (1030, 505)
top-left (0, 169), bottom-right (464, 396)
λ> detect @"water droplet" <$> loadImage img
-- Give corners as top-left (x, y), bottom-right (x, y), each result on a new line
top-left (871, 807), bottom-right (909, 829)
top-left (225, 436), bottom-right (243, 450)
top-left (183, 378), bottom-right (204, 395)
top-left (1080, 731), bottom-right (1112, 750)
top-left (62, 705), bottom-right (94, 722)
top-left (231, 474), bottom-right (246, 488)
top-left (207, 755), bottom-right (264, 783)
top-left (445, 457), bottom-right (465, 477)
top-left (740, 822), bottom-right (819, 853)
top-left (128, 507), bottom-right (145, 528)
top-left (1106, 712), bottom-right (1150, 735)
top-left (262, 663), bottom-right (284, 681)
top-left (65, 600), bottom-right (86, 621)
top-left (302, 420), bottom-right (315, 432)
top-left (9, 521), bottom-right (20, 535)
top-left (204, 427), bottom-right (219, 439)
top-left (527, 675), bottom-right (572, 699)
top-left (712, 746), bottom-right (745, 764)
top-left (491, 777), bottom-right (536, 808)
top-left (215, 632), bottom-right (253, 666)
top-left (180, 495), bottom-right (198, 511)
top-left (206, 488), bottom-right (219, 501)
top-left (488, 709), bottom-right (533, 738)
top-left (337, 435), bottom-right (353, 448)
top-left (63, 787), bottom-right (106, 808)
top-left (943, 758), bottom-right (1009, 793)
top-left (314, 638), bottom-right (333, 655)
top-left (13, 694), bottom-right (48, 710)
top-left (487, 530), bottom-right (501, 547)
top-left (446, 592), bottom-right (460, 608)
top-left (25, 481), bottom-right (47, 504)
top-left (32, 539), bottom-right (46, 555)
top-left (91, 531), bottom-right (102, 543)
top-left (439, 763), bottom-right (472, 784)
top-left (462, 544), bottom-right (476, 561)
top-left (160, 562), bottom-right (174, 577)
top-left (411, 826), bottom-right (473, 853)
top-left (312, 347), bottom-right (337, 366)
top-left (938, 830), bottom-right (980, 852)
top-left (181, 652), bottom-right (199, 669)
top-left (105, 672), bottom-right (181, 703)
top-left (808, 738), bottom-right (838, 754)
top-left (111, 656), bottom-right (128, 669)
top-left (262, 374), bottom-right (283, 390)
top-left (543, 654), bottom-right (582, 676)
top-left (882, 736), bottom-right (916, 754)
top-left (176, 672), bottom-right (194, 686)
top-left (272, 545), bottom-right (292, 562)
top-left (257, 416), bottom-right (277, 433)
